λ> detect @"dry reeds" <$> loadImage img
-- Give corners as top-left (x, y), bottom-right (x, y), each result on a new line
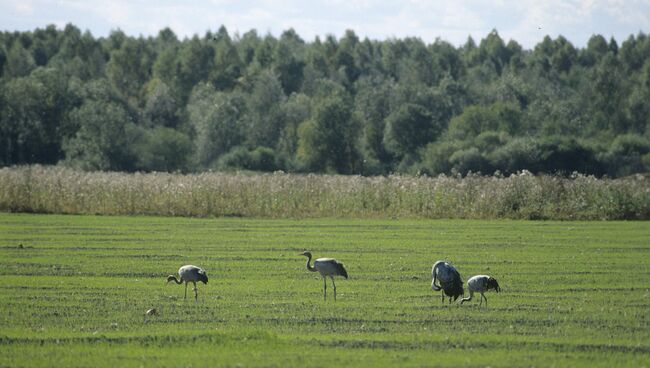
top-left (0, 165), bottom-right (648, 220)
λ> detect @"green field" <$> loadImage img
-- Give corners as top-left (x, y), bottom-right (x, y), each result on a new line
top-left (0, 213), bottom-right (649, 367)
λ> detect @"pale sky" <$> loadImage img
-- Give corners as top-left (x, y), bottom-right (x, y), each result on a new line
top-left (1, 0), bottom-right (649, 49)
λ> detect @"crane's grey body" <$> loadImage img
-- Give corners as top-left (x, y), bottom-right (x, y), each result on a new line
top-left (302, 251), bottom-right (348, 301)
top-left (431, 260), bottom-right (464, 303)
top-left (460, 275), bottom-right (500, 307)
top-left (167, 265), bottom-right (208, 301)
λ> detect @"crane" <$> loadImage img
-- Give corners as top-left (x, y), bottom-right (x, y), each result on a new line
top-left (167, 265), bottom-right (208, 301)
top-left (301, 251), bottom-right (348, 301)
top-left (460, 275), bottom-right (501, 307)
top-left (431, 260), bottom-right (464, 303)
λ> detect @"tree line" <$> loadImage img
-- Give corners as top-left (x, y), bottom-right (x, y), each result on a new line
top-left (1, 24), bottom-right (649, 177)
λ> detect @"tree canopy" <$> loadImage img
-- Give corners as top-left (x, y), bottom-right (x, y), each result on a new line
top-left (1, 25), bottom-right (649, 177)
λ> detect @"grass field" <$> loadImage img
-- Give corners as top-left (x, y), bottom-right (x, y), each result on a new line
top-left (0, 213), bottom-right (649, 367)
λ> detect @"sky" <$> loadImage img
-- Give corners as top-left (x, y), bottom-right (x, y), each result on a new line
top-left (1, 0), bottom-right (649, 49)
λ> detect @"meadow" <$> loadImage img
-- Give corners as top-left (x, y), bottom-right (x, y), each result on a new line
top-left (0, 213), bottom-right (648, 367)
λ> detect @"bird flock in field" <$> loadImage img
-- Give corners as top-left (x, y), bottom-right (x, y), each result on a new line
top-left (165, 254), bottom-right (499, 307)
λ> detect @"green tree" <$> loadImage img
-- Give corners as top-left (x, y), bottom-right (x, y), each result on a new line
top-left (302, 39), bottom-right (330, 94)
top-left (31, 24), bottom-right (60, 66)
top-left (488, 137), bottom-right (541, 174)
top-left (430, 39), bottom-right (464, 80)
top-left (353, 37), bottom-right (380, 77)
top-left (63, 86), bottom-right (138, 171)
top-left (623, 60), bottom-right (650, 134)
top-left (253, 34), bottom-right (275, 69)
top-left (142, 79), bottom-right (178, 128)
top-left (245, 70), bottom-right (286, 148)
top-left (448, 102), bottom-right (522, 140)
top-left (619, 33), bottom-right (649, 71)
top-left (135, 127), bottom-right (193, 172)
top-left (477, 30), bottom-right (511, 76)
top-left (187, 83), bottom-right (245, 167)
top-left (397, 38), bottom-right (435, 86)
top-left (106, 38), bottom-right (152, 104)
top-left (0, 67), bottom-right (73, 165)
top-left (177, 36), bottom-right (214, 103)
top-left (383, 103), bottom-right (441, 158)
top-left (210, 26), bottom-right (242, 90)
top-left (273, 30), bottom-right (305, 93)
top-left (531, 36), bottom-right (577, 75)
top-left (601, 134), bottom-right (650, 176)
top-left (238, 30), bottom-right (260, 66)
top-left (334, 30), bottom-right (361, 86)
top-left (1, 76), bottom-right (46, 164)
top-left (155, 27), bottom-right (179, 49)
top-left (49, 25), bottom-right (106, 80)
top-left (297, 92), bottom-right (360, 173)
top-left (535, 137), bottom-right (602, 175)
top-left (217, 146), bottom-right (281, 172)
top-left (449, 147), bottom-right (491, 174)
top-left (4, 41), bottom-right (35, 78)
top-left (0, 45), bottom-right (7, 77)
top-left (354, 75), bottom-right (395, 171)
top-left (381, 39), bottom-right (407, 80)
top-left (591, 53), bottom-right (626, 133)
top-left (580, 34), bottom-right (609, 67)
top-left (276, 92), bottom-right (311, 166)
top-left (419, 140), bottom-right (463, 175)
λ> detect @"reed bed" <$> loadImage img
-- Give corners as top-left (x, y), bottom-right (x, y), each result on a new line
top-left (0, 165), bottom-right (648, 219)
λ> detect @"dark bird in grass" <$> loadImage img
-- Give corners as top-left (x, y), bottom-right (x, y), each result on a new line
top-left (167, 265), bottom-right (208, 301)
top-left (431, 260), bottom-right (464, 303)
top-left (301, 251), bottom-right (348, 301)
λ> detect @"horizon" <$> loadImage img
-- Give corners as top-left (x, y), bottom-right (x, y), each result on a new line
top-left (1, 1), bottom-right (649, 49)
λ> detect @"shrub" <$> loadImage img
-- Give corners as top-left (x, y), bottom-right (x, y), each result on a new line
top-left (217, 146), bottom-right (281, 172)
top-left (449, 147), bottom-right (492, 175)
top-left (601, 134), bottom-right (650, 177)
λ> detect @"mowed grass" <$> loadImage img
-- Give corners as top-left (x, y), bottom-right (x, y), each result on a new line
top-left (0, 213), bottom-right (648, 367)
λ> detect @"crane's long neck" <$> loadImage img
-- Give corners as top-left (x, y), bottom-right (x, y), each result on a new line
top-left (167, 275), bottom-right (183, 284)
top-left (431, 265), bottom-right (441, 291)
top-left (305, 255), bottom-right (317, 272)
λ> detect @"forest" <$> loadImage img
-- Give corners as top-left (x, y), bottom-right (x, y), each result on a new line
top-left (1, 24), bottom-right (649, 177)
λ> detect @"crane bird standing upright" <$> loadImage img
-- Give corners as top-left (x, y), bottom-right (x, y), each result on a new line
top-left (431, 260), bottom-right (464, 303)
top-left (301, 251), bottom-right (348, 301)
top-left (166, 265), bottom-right (208, 301)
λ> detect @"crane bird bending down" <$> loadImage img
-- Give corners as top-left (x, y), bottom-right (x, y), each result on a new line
top-left (301, 251), bottom-right (348, 301)
top-left (460, 275), bottom-right (500, 307)
top-left (166, 265), bottom-right (208, 301)
top-left (431, 260), bottom-right (464, 303)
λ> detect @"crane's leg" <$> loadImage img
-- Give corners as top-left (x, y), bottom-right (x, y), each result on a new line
top-left (441, 290), bottom-right (445, 304)
top-left (478, 292), bottom-right (484, 307)
top-left (184, 282), bottom-right (188, 299)
top-left (192, 281), bottom-right (198, 301)
top-left (331, 277), bottom-right (337, 301)
top-left (323, 277), bottom-right (327, 301)
top-left (482, 294), bottom-right (488, 308)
